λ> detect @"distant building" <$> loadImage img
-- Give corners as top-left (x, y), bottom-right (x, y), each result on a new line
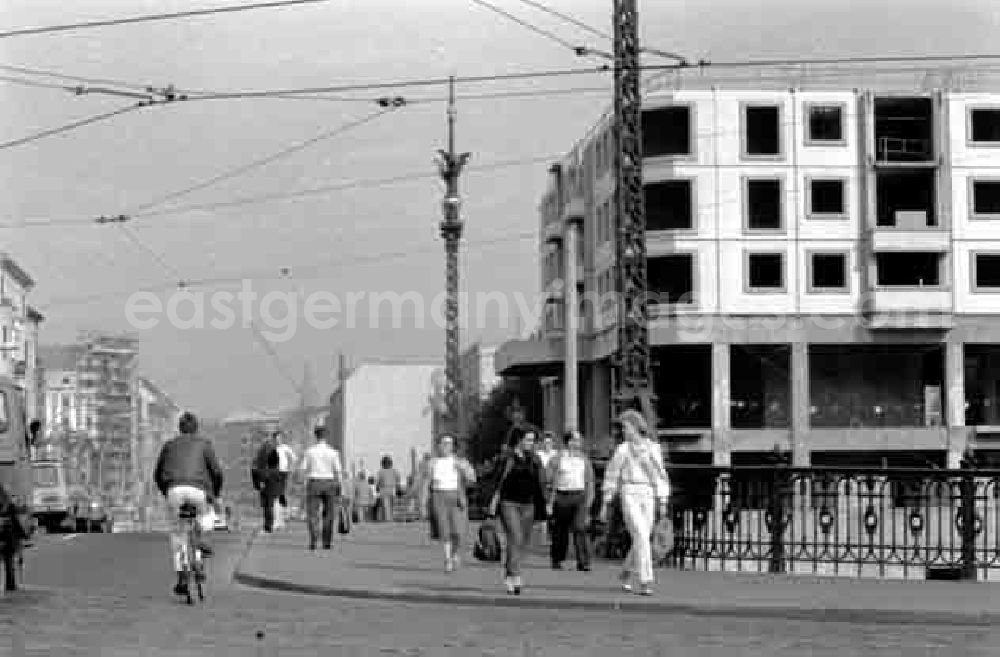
top-left (39, 332), bottom-right (140, 503)
top-left (326, 358), bottom-right (438, 481)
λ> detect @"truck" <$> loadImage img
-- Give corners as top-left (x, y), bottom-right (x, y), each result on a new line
top-left (0, 381), bottom-right (36, 592)
top-left (31, 449), bottom-right (76, 533)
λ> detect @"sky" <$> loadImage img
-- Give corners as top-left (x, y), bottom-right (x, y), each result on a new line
top-left (1, 0), bottom-right (997, 418)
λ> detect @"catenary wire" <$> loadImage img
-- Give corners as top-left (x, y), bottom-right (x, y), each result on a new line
top-left (469, 0), bottom-right (581, 52)
top-left (125, 107), bottom-right (398, 215)
top-left (512, 0), bottom-right (610, 40)
top-left (34, 229), bottom-right (537, 310)
top-left (0, 103), bottom-right (148, 151)
top-left (0, 0), bottom-right (333, 39)
top-left (0, 153), bottom-right (562, 228)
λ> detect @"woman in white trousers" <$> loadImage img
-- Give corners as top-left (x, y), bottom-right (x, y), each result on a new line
top-left (598, 409), bottom-right (670, 596)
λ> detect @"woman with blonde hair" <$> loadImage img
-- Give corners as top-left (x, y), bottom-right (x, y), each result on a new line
top-left (598, 409), bottom-right (670, 596)
top-left (418, 433), bottom-right (476, 572)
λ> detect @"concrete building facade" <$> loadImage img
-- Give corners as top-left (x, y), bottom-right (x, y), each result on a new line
top-left (327, 359), bottom-right (437, 481)
top-left (497, 83), bottom-right (1000, 470)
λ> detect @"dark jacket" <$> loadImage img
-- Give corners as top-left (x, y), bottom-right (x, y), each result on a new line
top-left (154, 434), bottom-right (224, 499)
top-left (251, 440), bottom-right (280, 493)
top-left (492, 450), bottom-right (547, 520)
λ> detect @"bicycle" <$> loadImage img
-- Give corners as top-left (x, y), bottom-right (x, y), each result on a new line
top-left (176, 502), bottom-right (206, 605)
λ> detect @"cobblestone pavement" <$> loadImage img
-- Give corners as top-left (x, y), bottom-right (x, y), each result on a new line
top-left (0, 529), bottom-right (998, 655)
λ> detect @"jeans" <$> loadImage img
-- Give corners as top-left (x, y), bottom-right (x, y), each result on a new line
top-left (165, 485), bottom-right (210, 572)
top-left (306, 479), bottom-right (339, 548)
top-left (550, 491), bottom-right (590, 568)
top-left (621, 485), bottom-right (656, 584)
top-left (499, 501), bottom-right (535, 578)
top-left (377, 494), bottom-right (395, 522)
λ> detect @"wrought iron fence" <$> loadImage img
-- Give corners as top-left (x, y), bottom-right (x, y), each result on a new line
top-left (664, 463), bottom-right (1000, 580)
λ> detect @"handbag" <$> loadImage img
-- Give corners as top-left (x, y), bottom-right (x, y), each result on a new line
top-left (337, 503), bottom-right (351, 534)
top-left (651, 515), bottom-right (674, 564)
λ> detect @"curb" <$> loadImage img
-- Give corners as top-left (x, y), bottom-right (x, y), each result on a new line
top-left (231, 569), bottom-right (999, 626)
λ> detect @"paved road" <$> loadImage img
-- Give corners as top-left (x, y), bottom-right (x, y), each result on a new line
top-left (1, 529), bottom-right (998, 655)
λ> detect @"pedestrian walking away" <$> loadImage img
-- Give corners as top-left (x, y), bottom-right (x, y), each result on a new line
top-left (298, 425), bottom-right (343, 550)
top-left (546, 429), bottom-right (595, 572)
top-left (273, 431), bottom-right (297, 530)
top-left (153, 411), bottom-right (224, 598)
top-left (417, 433), bottom-right (476, 573)
top-left (598, 409), bottom-right (670, 596)
top-left (251, 432), bottom-right (281, 532)
top-left (488, 426), bottom-right (547, 595)
top-left (376, 456), bottom-right (401, 522)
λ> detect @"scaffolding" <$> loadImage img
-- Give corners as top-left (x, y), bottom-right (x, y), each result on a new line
top-left (75, 331), bottom-right (139, 505)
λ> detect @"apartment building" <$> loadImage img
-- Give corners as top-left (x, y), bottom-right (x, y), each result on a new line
top-left (496, 81), bottom-right (1000, 470)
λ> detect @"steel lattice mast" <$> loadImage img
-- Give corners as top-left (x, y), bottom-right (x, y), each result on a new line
top-left (611, 0), bottom-right (654, 427)
top-left (436, 76), bottom-right (470, 447)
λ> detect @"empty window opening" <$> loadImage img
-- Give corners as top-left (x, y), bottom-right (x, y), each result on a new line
top-left (975, 254), bottom-right (1000, 288)
top-left (875, 252), bottom-right (941, 287)
top-left (746, 179), bottom-right (782, 229)
top-left (973, 181), bottom-right (1000, 215)
top-left (730, 345), bottom-right (790, 430)
top-left (653, 345), bottom-right (711, 428)
top-left (642, 106), bottom-right (691, 157)
top-left (876, 169), bottom-right (936, 227)
top-left (645, 180), bottom-right (693, 230)
top-left (971, 108), bottom-right (1000, 143)
top-left (811, 253), bottom-right (847, 289)
top-left (874, 97), bottom-right (933, 162)
top-left (807, 105), bottom-right (843, 142)
top-left (649, 254), bottom-right (694, 304)
top-left (747, 253), bottom-right (784, 290)
top-left (744, 105), bottom-right (780, 156)
top-left (810, 179), bottom-right (845, 215)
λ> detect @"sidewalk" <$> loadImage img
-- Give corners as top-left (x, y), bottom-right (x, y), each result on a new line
top-left (233, 522), bottom-right (1000, 625)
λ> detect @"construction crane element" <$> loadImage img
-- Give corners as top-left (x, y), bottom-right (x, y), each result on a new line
top-left (611, 0), bottom-right (654, 431)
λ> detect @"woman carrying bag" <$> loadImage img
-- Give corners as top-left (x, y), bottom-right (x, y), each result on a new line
top-left (598, 409), bottom-right (670, 596)
top-left (487, 426), bottom-right (547, 595)
top-left (418, 433), bottom-right (476, 573)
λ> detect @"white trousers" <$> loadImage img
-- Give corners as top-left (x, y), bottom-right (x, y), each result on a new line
top-left (165, 485), bottom-right (210, 572)
top-left (621, 485), bottom-right (656, 584)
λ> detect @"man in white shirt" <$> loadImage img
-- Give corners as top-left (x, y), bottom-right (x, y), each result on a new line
top-left (273, 431), bottom-right (297, 530)
top-left (297, 426), bottom-right (343, 550)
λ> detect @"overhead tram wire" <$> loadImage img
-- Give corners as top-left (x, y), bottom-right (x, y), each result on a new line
top-left (0, 103), bottom-right (151, 151)
top-left (512, 0), bottom-right (610, 40)
top-left (34, 229), bottom-right (538, 311)
top-left (124, 107), bottom-right (399, 216)
top-left (469, 0), bottom-right (582, 52)
top-left (0, 153), bottom-right (560, 229)
top-left (6, 54), bottom-right (1000, 108)
top-left (0, 0), bottom-right (333, 39)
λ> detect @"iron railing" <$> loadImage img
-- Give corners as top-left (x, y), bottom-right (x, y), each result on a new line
top-left (663, 463), bottom-right (1000, 580)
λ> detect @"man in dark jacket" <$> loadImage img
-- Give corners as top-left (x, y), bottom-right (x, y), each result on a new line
top-left (251, 432), bottom-right (281, 532)
top-left (154, 411), bottom-right (223, 597)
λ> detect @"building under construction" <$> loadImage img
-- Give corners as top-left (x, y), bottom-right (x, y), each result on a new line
top-left (41, 332), bottom-right (140, 504)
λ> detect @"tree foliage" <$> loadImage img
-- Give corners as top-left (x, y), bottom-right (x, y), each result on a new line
top-left (468, 376), bottom-right (543, 466)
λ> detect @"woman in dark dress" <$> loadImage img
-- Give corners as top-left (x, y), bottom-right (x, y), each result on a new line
top-left (488, 425), bottom-right (547, 595)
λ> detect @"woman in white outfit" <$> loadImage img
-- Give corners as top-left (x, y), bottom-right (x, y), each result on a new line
top-left (598, 409), bottom-right (670, 596)
top-left (418, 433), bottom-right (476, 572)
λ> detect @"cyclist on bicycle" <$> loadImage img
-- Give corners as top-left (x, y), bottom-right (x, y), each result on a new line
top-left (153, 411), bottom-right (223, 597)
